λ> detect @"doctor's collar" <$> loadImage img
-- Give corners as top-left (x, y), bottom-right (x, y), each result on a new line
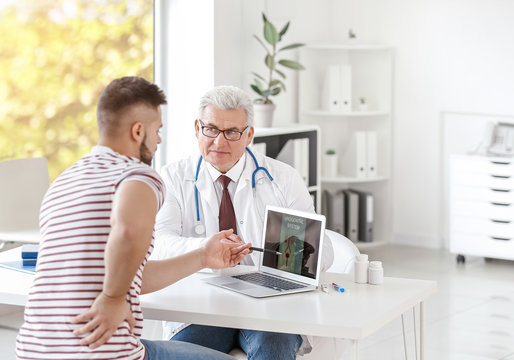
top-left (205, 151), bottom-right (247, 184)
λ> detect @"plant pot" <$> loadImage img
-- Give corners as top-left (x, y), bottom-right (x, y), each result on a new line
top-left (359, 103), bottom-right (369, 111)
top-left (323, 154), bottom-right (338, 177)
top-left (253, 103), bottom-right (276, 127)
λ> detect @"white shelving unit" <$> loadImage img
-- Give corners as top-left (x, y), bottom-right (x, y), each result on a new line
top-left (298, 43), bottom-right (393, 248)
top-left (252, 124), bottom-right (321, 212)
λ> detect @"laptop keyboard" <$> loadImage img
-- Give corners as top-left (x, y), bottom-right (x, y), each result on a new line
top-left (232, 273), bottom-right (307, 291)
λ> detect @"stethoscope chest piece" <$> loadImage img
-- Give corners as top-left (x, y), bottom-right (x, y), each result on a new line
top-left (194, 223), bottom-right (205, 235)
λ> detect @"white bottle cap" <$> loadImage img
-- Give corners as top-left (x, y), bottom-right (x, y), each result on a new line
top-left (357, 254), bottom-right (368, 262)
top-left (369, 261), bottom-right (382, 269)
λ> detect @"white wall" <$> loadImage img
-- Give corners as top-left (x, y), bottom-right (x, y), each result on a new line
top-left (231, 0), bottom-right (514, 248)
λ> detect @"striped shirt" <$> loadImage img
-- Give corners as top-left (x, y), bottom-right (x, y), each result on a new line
top-left (16, 145), bottom-right (165, 360)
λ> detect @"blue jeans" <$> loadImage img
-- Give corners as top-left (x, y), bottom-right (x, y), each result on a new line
top-left (141, 338), bottom-right (234, 360)
top-left (171, 325), bottom-right (302, 360)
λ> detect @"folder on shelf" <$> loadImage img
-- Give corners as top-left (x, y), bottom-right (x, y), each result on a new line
top-left (276, 138), bottom-right (309, 187)
top-left (322, 64), bottom-right (352, 112)
top-left (342, 131), bottom-right (367, 179)
top-left (351, 189), bottom-right (374, 242)
top-left (343, 190), bottom-right (359, 242)
top-left (366, 131), bottom-right (378, 178)
top-left (331, 190), bottom-right (346, 235)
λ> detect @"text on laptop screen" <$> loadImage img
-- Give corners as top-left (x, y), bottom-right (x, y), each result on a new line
top-left (262, 210), bottom-right (322, 279)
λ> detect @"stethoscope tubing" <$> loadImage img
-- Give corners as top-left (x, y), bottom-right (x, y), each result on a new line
top-left (193, 147), bottom-right (273, 233)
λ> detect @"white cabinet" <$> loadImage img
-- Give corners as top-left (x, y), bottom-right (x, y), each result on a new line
top-left (298, 44), bottom-right (393, 247)
top-left (449, 154), bottom-right (514, 262)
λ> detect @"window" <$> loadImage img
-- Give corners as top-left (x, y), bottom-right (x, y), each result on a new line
top-left (0, 0), bottom-right (154, 180)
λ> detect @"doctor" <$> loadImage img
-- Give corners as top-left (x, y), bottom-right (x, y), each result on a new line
top-left (153, 85), bottom-right (333, 360)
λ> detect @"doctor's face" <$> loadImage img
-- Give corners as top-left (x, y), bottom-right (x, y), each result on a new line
top-left (196, 105), bottom-right (254, 173)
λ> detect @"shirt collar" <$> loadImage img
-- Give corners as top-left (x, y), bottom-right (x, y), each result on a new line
top-left (205, 151), bottom-right (247, 184)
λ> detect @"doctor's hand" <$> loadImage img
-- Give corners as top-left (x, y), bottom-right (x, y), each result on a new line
top-left (71, 292), bottom-right (136, 349)
top-left (201, 229), bottom-right (252, 269)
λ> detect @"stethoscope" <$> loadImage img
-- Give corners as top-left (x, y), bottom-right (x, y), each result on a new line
top-left (193, 147), bottom-right (274, 235)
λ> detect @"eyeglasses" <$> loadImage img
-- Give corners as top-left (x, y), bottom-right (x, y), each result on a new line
top-left (198, 120), bottom-right (249, 141)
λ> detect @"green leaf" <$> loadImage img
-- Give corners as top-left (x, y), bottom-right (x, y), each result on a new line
top-left (269, 79), bottom-right (281, 87)
top-left (253, 34), bottom-right (270, 55)
top-left (250, 84), bottom-right (263, 96)
top-left (275, 69), bottom-right (286, 79)
top-left (262, 12), bottom-right (268, 23)
top-left (252, 72), bottom-right (266, 81)
top-left (271, 87), bottom-right (281, 96)
top-left (263, 20), bottom-right (279, 46)
top-left (276, 79), bottom-right (286, 91)
top-left (278, 43), bottom-right (305, 52)
top-left (265, 54), bottom-right (275, 70)
top-left (278, 59), bottom-right (305, 70)
top-left (254, 78), bottom-right (264, 91)
top-left (278, 21), bottom-right (289, 39)
top-left (262, 89), bottom-right (273, 98)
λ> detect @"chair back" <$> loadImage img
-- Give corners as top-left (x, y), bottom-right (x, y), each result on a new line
top-left (325, 229), bottom-right (360, 273)
top-left (0, 158), bottom-right (50, 233)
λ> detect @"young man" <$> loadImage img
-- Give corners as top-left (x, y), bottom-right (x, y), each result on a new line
top-left (153, 85), bottom-right (334, 359)
top-left (16, 77), bottom-right (251, 360)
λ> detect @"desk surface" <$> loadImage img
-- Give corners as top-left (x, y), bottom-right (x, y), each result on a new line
top-left (0, 247), bottom-right (436, 340)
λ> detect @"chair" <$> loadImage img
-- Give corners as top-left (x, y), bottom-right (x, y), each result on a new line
top-left (228, 229), bottom-right (359, 359)
top-left (0, 157), bottom-right (50, 249)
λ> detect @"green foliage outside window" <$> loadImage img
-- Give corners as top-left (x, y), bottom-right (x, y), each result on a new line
top-left (0, 0), bottom-right (153, 180)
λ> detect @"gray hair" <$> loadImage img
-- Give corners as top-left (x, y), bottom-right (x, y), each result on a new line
top-left (198, 85), bottom-right (254, 127)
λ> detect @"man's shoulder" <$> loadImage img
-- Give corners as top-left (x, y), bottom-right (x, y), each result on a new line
top-left (160, 155), bottom-right (199, 179)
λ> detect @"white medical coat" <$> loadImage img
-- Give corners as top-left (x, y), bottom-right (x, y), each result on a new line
top-left (152, 150), bottom-right (334, 355)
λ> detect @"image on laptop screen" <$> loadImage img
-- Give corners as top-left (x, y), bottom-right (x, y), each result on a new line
top-left (262, 209), bottom-right (322, 280)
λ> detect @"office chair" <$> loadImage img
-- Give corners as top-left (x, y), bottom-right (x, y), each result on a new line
top-left (228, 230), bottom-right (359, 360)
top-left (0, 157), bottom-right (50, 249)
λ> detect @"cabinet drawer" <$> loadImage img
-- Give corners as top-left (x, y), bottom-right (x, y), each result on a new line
top-left (450, 171), bottom-right (514, 188)
top-left (449, 232), bottom-right (514, 260)
top-left (451, 216), bottom-right (514, 238)
top-left (450, 185), bottom-right (514, 202)
top-left (450, 200), bottom-right (514, 221)
top-left (451, 155), bottom-right (514, 176)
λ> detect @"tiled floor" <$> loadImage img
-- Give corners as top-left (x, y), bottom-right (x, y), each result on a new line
top-left (1, 243), bottom-right (514, 359)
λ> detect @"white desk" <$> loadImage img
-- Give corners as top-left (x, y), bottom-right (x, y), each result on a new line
top-left (0, 248), bottom-right (436, 359)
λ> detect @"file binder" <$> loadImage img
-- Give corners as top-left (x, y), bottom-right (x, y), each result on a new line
top-left (366, 131), bottom-right (378, 178)
top-left (322, 64), bottom-right (352, 112)
top-left (276, 138), bottom-right (309, 187)
top-left (342, 131), bottom-right (367, 179)
top-left (332, 190), bottom-right (346, 235)
top-left (343, 190), bottom-right (359, 242)
top-left (350, 189), bottom-right (374, 242)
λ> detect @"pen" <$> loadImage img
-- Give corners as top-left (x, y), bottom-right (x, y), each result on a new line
top-left (332, 282), bottom-right (344, 293)
top-left (250, 247), bottom-right (282, 255)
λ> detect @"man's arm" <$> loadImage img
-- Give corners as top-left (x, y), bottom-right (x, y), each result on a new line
top-left (141, 230), bottom-right (251, 294)
top-left (71, 180), bottom-right (158, 349)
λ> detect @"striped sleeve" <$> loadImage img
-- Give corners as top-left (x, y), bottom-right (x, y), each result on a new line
top-left (118, 164), bottom-right (165, 210)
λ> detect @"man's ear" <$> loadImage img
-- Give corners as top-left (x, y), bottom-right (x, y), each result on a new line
top-left (131, 122), bottom-right (145, 143)
top-left (194, 119), bottom-right (200, 139)
top-left (245, 126), bottom-right (254, 146)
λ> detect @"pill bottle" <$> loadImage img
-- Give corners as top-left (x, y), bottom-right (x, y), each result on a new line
top-left (368, 261), bottom-right (384, 285)
top-left (354, 254), bottom-right (369, 284)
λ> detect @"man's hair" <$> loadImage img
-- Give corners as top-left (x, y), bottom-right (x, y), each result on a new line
top-left (198, 85), bottom-right (254, 127)
top-left (97, 76), bottom-right (167, 134)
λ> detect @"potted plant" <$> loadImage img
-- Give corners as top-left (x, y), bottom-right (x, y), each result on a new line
top-left (323, 149), bottom-right (338, 177)
top-left (359, 97), bottom-right (368, 111)
top-left (250, 13), bottom-right (305, 127)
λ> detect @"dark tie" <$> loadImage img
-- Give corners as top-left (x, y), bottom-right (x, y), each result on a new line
top-left (218, 175), bottom-right (237, 234)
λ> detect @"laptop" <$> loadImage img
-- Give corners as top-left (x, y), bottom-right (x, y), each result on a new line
top-left (204, 205), bottom-right (326, 298)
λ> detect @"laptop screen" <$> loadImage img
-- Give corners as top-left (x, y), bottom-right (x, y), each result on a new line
top-left (261, 207), bottom-right (324, 280)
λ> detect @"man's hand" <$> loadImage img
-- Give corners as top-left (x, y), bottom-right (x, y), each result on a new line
top-left (201, 229), bottom-right (251, 269)
top-left (71, 292), bottom-right (136, 349)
